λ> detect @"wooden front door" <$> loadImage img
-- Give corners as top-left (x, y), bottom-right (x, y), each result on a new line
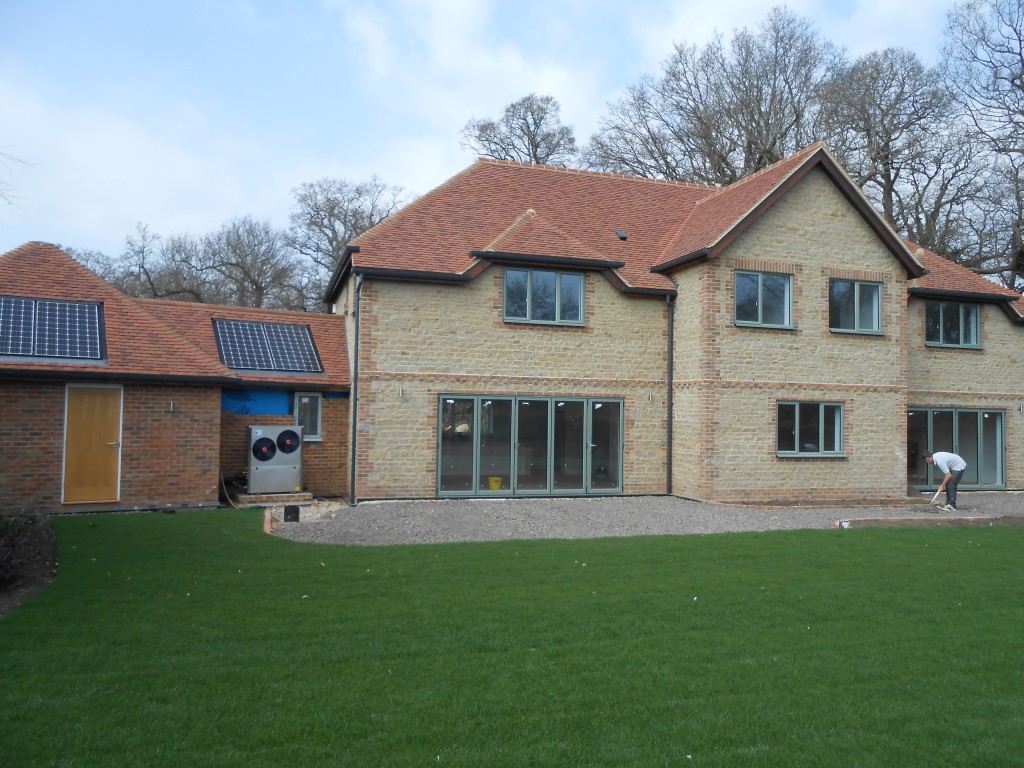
top-left (64, 386), bottom-right (122, 503)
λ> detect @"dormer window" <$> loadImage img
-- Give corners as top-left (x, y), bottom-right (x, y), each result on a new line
top-left (925, 301), bottom-right (980, 348)
top-left (503, 268), bottom-right (584, 325)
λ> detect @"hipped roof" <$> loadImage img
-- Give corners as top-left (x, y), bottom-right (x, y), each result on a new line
top-left (329, 143), bottom-right (942, 298)
top-left (0, 242), bottom-right (350, 388)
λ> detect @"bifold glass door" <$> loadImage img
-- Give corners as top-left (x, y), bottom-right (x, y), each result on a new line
top-left (438, 395), bottom-right (623, 495)
top-left (907, 408), bottom-right (1005, 489)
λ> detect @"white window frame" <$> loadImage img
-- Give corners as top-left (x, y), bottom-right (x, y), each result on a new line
top-left (294, 392), bottom-right (323, 441)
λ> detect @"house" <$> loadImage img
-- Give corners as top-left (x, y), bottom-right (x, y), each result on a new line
top-left (0, 242), bottom-right (350, 514)
top-left (324, 142), bottom-right (1023, 504)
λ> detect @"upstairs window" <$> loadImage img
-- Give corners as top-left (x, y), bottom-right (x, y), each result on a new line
top-left (504, 268), bottom-right (584, 325)
top-left (0, 296), bottom-right (105, 360)
top-left (735, 271), bottom-right (793, 328)
top-left (925, 301), bottom-right (979, 347)
top-left (830, 280), bottom-right (882, 333)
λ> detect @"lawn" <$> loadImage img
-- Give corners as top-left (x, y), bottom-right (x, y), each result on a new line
top-left (1, 508), bottom-right (1022, 767)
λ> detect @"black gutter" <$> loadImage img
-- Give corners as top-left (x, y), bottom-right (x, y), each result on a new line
top-left (650, 248), bottom-right (710, 274)
top-left (354, 267), bottom-right (472, 283)
top-left (324, 245), bottom-right (359, 304)
top-left (908, 287), bottom-right (1020, 304)
top-left (349, 274), bottom-right (364, 506)
top-left (666, 293), bottom-right (675, 495)
top-left (472, 250), bottom-right (626, 270)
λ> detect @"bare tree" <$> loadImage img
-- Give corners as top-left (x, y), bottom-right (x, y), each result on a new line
top-left (945, 0), bottom-right (1024, 156)
top-left (585, 7), bottom-right (842, 184)
top-left (0, 151), bottom-right (25, 205)
top-left (203, 217), bottom-right (298, 309)
top-left (287, 176), bottom-right (409, 302)
top-left (461, 93), bottom-right (578, 166)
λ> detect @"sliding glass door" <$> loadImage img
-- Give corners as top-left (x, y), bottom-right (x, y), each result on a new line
top-left (907, 408), bottom-right (1005, 490)
top-left (438, 395), bottom-right (623, 496)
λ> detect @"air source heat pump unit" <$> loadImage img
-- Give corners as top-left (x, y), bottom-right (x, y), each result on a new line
top-left (248, 425), bottom-right (303, 494)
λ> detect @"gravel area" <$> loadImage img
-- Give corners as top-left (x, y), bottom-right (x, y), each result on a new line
top-left (270, 491), bottom-right (1024, 546)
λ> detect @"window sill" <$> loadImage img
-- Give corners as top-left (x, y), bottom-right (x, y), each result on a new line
top-left (924, 342), bottom-right (982, 350)
top-left (830, 329), bottom-right (884, 336)
top-left (776, 453), bottom-right (846, 459)
top-left (734, 322), bottom-right (796, 331)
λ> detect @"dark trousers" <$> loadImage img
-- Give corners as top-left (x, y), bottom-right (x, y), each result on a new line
top-left (946, 469), bottom-right (964, 508)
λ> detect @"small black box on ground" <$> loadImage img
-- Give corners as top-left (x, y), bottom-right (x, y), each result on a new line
top-left (283, 505), bottom-right (300, 522)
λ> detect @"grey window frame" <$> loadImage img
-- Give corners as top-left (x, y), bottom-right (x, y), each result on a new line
top-left (734, 270), bottom-right (794, 329)
top-left (503, 268), bottom-right (585, 326)
top-left (829, 279), bottom-right (883, 334)
top-left (777, 401), bottom-right (844, 457)
top-left (925, 301), bottom-right (980, 348)
top-left (294, 392), bottom-right (323, 441)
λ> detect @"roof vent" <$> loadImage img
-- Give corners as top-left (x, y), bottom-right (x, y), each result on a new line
top-left (615, 229), bottom-right (628, 241)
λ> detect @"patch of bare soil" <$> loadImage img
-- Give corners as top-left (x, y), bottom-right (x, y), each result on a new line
top-left (0, 514), bottom-right (59, 617)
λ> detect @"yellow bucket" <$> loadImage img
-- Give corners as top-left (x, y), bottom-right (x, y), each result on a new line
top-left (487, 476), bottom-right (502, 490)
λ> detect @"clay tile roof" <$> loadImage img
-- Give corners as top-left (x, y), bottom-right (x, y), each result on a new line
top-left (140, 299), bottom-right (350, 388)
top-left (0, 242), bottom-right (350, 386)
top-left (347, 159), bottom-right (714, 293)
top-left (0, 242), bottom-right (232, 380)
top-left (479, 209), bottom-right (624, 267)
top-left (907, 242), bottom-right (1022, 306)
top-left (337, 143), bottom-right (926, 296)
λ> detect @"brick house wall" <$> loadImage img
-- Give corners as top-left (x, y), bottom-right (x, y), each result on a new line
top-left (0, 381), bottom-right (221, 514)
top-left (351, 265), bottom-right (669, 499)
top-left (672, 168), bottom-right (912, 504)
top-left (220, 395), bottom-right (350, 498)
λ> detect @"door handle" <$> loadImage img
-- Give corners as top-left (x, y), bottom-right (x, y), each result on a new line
top-left (107, 442), bottom-right (120, 448)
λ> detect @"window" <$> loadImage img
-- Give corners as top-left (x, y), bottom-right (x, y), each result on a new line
top-left (777, 402), bottom-right (843, 456)
top-left (735, 271), bottom-right (792, 328)
top-left (294, 392), bottom-right (322, 440)
top-left (830, 280), bottom-right (881, 333)
top-left (925, 301), bottom-right (979, 347)
top-left (504, 268), bottom-right (584, 325)
top-left (0, 296), bottom-right (104, 359)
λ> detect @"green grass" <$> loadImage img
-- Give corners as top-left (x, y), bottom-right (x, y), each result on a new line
top-left (2, 509), bottom-right (1023, 767)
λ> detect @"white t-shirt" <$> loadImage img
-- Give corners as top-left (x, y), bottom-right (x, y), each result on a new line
top-left (932, 452), bottom-right (967, 474)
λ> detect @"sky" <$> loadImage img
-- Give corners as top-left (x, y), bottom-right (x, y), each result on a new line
top-left (1, 0), bottom-right (960, 258)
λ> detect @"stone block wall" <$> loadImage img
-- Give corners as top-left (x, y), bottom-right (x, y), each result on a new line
top-left (675, 168), bottom-right (912, 503)
top-left (352, 266), bottom-right (670, 498)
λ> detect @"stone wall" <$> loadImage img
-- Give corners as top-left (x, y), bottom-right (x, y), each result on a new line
top-left (352, 266), bottom-right (669, 498)
top-left (673, 168), bottom-right (912, 503)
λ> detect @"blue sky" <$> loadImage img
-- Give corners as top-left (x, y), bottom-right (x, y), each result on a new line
top-left (1, 0), bottom-right (958, 258)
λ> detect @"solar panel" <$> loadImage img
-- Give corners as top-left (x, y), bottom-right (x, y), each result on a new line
top-left (35, 300), bottom-right (103, 358)
top-left (0, 297), bottom-right (34, 355)
top-left (263, 323), bottom-right (323, 372)
top-left (213, 319), bottom-right (322, 372)
top-left (0, 296), bottom-right (103, 359)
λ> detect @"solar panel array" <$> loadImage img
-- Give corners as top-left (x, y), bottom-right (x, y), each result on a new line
top-left (0, 296), bottom-right (104, 359)
top-left (213, 319), bottom-right (323, 372)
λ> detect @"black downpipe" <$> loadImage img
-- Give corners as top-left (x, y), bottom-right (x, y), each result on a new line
top-left (348, 274), bottom-right (364, 506)
top-left (666, 294), bottom-right (675, 494)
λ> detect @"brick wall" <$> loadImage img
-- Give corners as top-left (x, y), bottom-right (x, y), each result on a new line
top-left (0, 381), bottom-right (221, 514)
top-left (220, 395), bottom-right (350, 498)
top-left (352, 267), bottom-right (669, 498)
